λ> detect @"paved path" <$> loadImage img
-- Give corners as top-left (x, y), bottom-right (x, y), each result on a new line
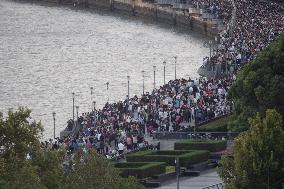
top-left (158, 169), bottom-right (222, 189)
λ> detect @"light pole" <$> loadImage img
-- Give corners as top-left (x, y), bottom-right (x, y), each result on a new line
top-left (75, 106), bottom-right (79, 120)
top-left (90, 87), bottom-right (93, 97)
top-left (176, 157), bottom-right (180, 189)
top-left (209, 39), bottom-right (214, 71)
top-left (153, 65), bottom-right (156, 89)
top-left (209, 39), bottom-right (212, 62)
top-left (163, 61), bottom-right (166, 85)
top-left (52, 112), bottom-right (56, 139)
top-left (127, 76), bottom-right (130, 100)
top-left (174, 56), bottom-right (177, 80)
top-left (142, 70), bottom-right (145, 95)
top-left (194, 107), bottom-right (197, 139)
top-left (106, 82), bottom-right (109, 103)
top-left (72, 92), bottom-right (75, 124)
top-left (93, 101), bottom-right (96, 111)
top-left (90, 87), bottom-right (94, 110)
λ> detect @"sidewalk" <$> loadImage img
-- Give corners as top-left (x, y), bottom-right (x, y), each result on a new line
top-left (158, 169), bottom-right (222, 189)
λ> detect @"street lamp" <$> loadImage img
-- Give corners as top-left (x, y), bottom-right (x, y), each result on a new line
top-left (90, 87), bottom-right (94, 110)
top-left (209, 39), bottom-right (213, 62)
top-left (93, 101), bottom-right (96, 111)
top-left (194, 107), bottom-right (197, 139)
top-left (142, 70), bottom-right (145, 95)
top-left (90, 87), bottom-right (93, 96)
top-left (127, 76), bottom-right (130, 100)
top-left (75, 106), bottom-right (79, 120)
top-left (72, 92), bottom-right (75, 124)
top-left (52, 112), bottom-right (56, 139)
top-left (163, 61), bottom-right (166, 85)
top-left (106, 82), bottom-right (109, 103)
top-left (153, 65), bottom-right (156, 89)
top-left (174, 56), bottom-right (177, 80)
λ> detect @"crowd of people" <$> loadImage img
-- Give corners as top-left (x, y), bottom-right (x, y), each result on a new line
top-left (43, 0), bottom-right (283, 163)
top-left (42, 75), bottom-right (233, 163)
top-left (192, 0), bottom-right (284, 74)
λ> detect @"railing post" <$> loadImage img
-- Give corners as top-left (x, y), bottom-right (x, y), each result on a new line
top-left (172, 7), bottom-right (177, 25)
top-left (110, 0), bottom-right (114, 11)
top-left (132, 0), bottom-right (136, 16)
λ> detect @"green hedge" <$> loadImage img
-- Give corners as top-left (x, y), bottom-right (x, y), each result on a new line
top-left (126, 150), bottom-right (209, 167)
top-left (114, 162), bottom-right (166, 179)
top-left (197, 115), bottom-right (234, 132)
top-left (174, 140), bottom-right (227, 152)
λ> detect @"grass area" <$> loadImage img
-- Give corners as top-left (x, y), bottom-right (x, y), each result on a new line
top-left (197, 115), bottom-right (235, 132)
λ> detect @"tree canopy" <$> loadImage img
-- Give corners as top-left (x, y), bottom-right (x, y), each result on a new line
top-left (228, 34), bottom-right (284, 131)
top-left (0, 107), bottom-right (142, 189)
top-left (217, 109), bottom-right (284, 189)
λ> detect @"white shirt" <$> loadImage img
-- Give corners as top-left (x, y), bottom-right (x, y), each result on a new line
top-left (118, 143), bottom-right (124, 151)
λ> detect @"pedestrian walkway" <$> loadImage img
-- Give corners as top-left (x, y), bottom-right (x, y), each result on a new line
top-left (158, 169), bottom-right (222, 189)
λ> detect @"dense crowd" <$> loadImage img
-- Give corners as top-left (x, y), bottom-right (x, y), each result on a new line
top-left (193, 0), bottom-right (284, 74)
top-left (44, 0), bottom-right (283, 163)
top-left (43, 75), bottom-right (233, 162)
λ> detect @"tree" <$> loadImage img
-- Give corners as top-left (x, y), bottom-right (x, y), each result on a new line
top-left (64, 150), bottom-right (143, 189)
top-left (0, 108), bottom-right (143, 189)
top-left (217, 109), bottom-right (284, 189)
top-left (228, 34), bottom-right (284, 131)
top-left (0, 107), bottom-right (43, 162)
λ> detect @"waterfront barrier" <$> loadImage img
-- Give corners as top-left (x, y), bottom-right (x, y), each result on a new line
top-left (16, 0), bottom-right (221, 37)
top-left (60, 120), bottom-right (81, 138)
top-left (152, 132), bottom-right (239, 140)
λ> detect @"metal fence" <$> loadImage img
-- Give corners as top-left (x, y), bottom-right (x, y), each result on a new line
top-left (152, 131), bottom-right (239, 140)
top-left (202, 182), bottom-right (225, 189)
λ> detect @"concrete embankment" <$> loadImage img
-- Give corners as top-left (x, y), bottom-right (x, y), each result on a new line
top-left (15, 0), bottom-right (219, 37)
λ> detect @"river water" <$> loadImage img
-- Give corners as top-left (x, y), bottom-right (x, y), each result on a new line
top-left (0, 0), bottom-right (208, 139)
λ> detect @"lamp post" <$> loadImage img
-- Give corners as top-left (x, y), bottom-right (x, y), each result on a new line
top-left (142, 70), bottom-right (145, 95)
top-left (75, 106), bottom-right (79, 120)
top-left (163, 61), bottom-right (166, 85)
top-left (153, 65), bottom-right (156, 89)
top-left (72, 92), bottom-right (75, 124)
top-left (176, 157), bottom-right (180, 189)
top-left (209, 39), bottom-right (212, 62)
top-left (209, 40), bottom-right (214, 71)
top-left (194, 107), bottom-right (197, 139)
top-left (90, 87), bottom-right (94, 110)
top-left (127, 76), bottom-right (130, 100)
top-left (174, 56), bottom-right (177, 80)
top-left (93, 101), bottom-right (96, 111)
top-left (106, 82), bottom-right (109, 103)
top-left (90, 87), bottom-right (93, 97)
top-left (52, 112), bottom-right (56, 139)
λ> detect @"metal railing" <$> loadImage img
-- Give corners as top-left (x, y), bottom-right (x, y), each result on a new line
top-left (202, 182), bottom-right (225, 189)
top-left (152, 131), bottom-right (239, 140)
top-left (60, 120), bottom-right (81, 138)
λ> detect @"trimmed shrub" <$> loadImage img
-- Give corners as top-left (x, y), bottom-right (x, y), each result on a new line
top-left (126, 150), bottom-right (209, 167)
top-left (114, 162), bottom-right (166, 179)
top-left (174, 140), bottom-right (227, 152)
top-left (196, 115), bottom-right (234, 132)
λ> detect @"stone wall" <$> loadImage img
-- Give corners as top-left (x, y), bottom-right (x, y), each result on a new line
top-left (17, 0), bottom-right (219, 37)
